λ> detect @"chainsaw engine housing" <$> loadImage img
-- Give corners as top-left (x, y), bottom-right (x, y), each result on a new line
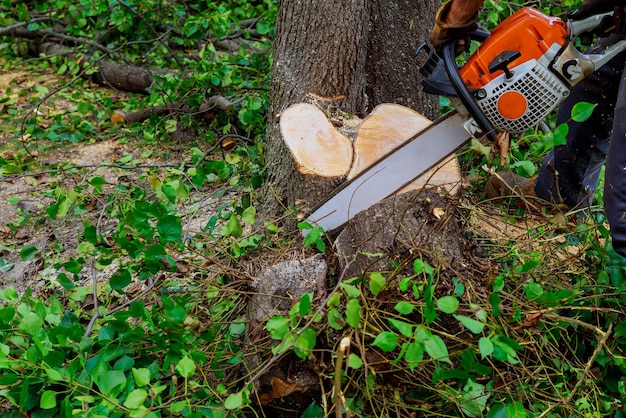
top-left (459, 8), bottom-right (572, 133)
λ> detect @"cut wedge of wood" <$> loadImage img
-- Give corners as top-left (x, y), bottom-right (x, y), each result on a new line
top-left (348, 103), bottom-right (461, 195)
top-left (280, 103), bottom-right (353, 177)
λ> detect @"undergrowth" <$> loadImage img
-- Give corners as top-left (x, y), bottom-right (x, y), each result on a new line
top-left (2, 0), bottom-right (626, 417)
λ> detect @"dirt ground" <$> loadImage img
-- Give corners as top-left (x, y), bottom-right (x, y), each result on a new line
top-left (0, 68), bottom-right (234, 296)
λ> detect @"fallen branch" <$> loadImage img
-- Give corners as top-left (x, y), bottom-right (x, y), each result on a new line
top-left (32, 41), bottom-right (167, 94)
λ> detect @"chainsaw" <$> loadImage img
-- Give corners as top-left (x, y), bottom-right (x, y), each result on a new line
top-left (304, 6), bottom-right (626, 235)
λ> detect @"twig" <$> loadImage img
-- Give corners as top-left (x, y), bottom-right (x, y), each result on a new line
top-left (0, 17), bottom-right (57, 37)
top-left (83, 272), bottom-right (162, 338)
top-left (537, 323), bottom-right (613, 417)
top-left (334, 337), bottom-right (351, 418)
top-left (83, 265), bottom-right (101, 338)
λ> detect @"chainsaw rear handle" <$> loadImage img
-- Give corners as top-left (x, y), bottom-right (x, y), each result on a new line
top-left (440, 35), bottom-right (499, 142)
top-left (416, 30), bottom-right (497, 141)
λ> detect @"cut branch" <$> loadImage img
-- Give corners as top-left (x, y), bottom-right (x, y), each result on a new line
top-left (32, 41), bottom-right (170, 93)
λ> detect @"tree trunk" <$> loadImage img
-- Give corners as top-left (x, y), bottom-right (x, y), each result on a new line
top-left (262, 0), bottom-right (440, 226)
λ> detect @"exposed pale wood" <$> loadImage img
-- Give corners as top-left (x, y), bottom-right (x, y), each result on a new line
top-left (348, 103), bottom-right (461, 195)
top-left (280, 103), bottom-right (353, 177)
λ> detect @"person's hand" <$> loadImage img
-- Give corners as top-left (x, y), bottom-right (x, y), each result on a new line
top-left (568, 0), bottom-right (626, 20)
top-left (430, 1), bottom-right (478, 54)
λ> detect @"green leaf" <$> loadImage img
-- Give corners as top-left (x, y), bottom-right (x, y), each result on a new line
top-left (266, 316), bottom-right (290, 339)
top-left (454, 314), bottom-right (486, 334)
top-left (40, 390), bottom-right (57, 409)
top-left (95, 370), bottom-right (127, 398)
top-left (372, 331), bottom-right (398, 352)
top-left (571, 101), bottom-right (597, 122)
top-left (157, 215), bottom-right (182, 243)
top-left (423, 334), bottom-right (452, 364)
top-left (470, 137), bottom-right (492, 158)
top-left (413, 259), bottom-right (434, 276)
top-left (123, 388), bottom-right (148, 409)
top-left (479, 337), bottom-right (494, 359)
top-left (175, 356), bottom-right (196, 378)
top-left (369, 272), bottom-right (386, 296)
top-left (0, 258), bottom-right (14, 273)
top-left (437, 296), bottom-right (459, 314)
top-left (388, 318), bottom-right (413, 338)
top-left (404, 341), bottom-right (424, 371)
top-left (553, 123), bottom-right (569, 146)
top-left (340, 283), bottom-right (361, 298)
top-left (221, 215), bottom-right (243, 238)
top-left (242, 206), bottom-right (256, 225)
top-left (294, 327), bottom-right (316, 360)
top-left (302, 225), bottom-right (326, 252)
top-left (45, 368), bottom-right (64, 382)
top-left (394, 301), bottom-right (415, 315)
top-left (77, 241), bottom-right (95, 256)
top-left (299, 293), bottom-right (312, 317)
top-left (514, 259), bottom-right (539, 274)
top-left (302, 402), bottom-right (324, 418)
top-left (345, 298), bottom-right (362, 328)
top-left (511, 160), bottom-right (536, 177)
top-left (348, 353), bottom-right (363, 369)
top-left (19, 311), bottom-right (43, 334)
top-left (110, 269), bottom-right (132, 290)
top-left (327, 292), bottom-right (341, 308)
top-left (132, 367), bottom-right (151, 387)
top-left (523, 281), bottom-right (544, 300)
top-left (489, 292), bottom-right (502, 317)
top-left (224, 391), bottom-right (244, 410)
top-left (486, 405), bottom-right (508, 418)
top-left (327, 309), bottom-right (345, 330)
top-left (256, 21), bottom-right (271, 34)
top-left (19, 245), bottom-right (39, 261)
top-left (460, 379), bottom-right (489, 417)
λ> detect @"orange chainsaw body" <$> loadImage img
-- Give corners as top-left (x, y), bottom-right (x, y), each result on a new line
top-left (460, 8), bottom-right (568, 88)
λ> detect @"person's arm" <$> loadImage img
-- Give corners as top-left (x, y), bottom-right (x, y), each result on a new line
top-left (430, 0), bottom-right (484, 52)
top-left (446, 0), bottom-right (484, 25)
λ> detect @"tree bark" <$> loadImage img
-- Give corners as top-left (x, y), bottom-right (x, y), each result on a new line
top-left (262, 0), bottom-right (440, 227)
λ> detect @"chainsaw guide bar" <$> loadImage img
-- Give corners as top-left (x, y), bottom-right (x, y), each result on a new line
top-left (302, 111), bottom-right (470, 235)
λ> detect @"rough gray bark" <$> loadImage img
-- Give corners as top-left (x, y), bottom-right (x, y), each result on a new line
top-left (262, 0), bottom-right (440, 227)
top-left (366, 0), bottom-right (441, 115)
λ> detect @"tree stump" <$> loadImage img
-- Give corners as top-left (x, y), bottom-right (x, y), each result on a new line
top-left (336, 188), bottom-right (464, 279)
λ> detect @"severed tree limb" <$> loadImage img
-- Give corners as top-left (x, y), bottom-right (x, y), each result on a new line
top-left (31, 41), bottom-right (169, 93)
top-left (111, 95), bottom-right (233, 124)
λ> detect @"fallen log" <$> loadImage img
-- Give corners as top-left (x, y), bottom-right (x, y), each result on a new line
top-left (32, 42), bottom-right (168, 94)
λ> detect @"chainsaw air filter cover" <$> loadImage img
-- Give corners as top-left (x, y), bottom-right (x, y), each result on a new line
top-left (460, 8), bottom-right (571, 133)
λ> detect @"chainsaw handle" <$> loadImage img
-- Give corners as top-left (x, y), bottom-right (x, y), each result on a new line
top-left (566, 8), bottom-right (626, 81)
top-left (568, 9), bottom-right (620, 39)
top-left (441, 33), bottom-right (499, 142)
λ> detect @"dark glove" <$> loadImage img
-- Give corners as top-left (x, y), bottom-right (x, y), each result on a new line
top-left (568, 0), bottom-right (626, 20)
top-left (430, 1), bottom-right (478, 54)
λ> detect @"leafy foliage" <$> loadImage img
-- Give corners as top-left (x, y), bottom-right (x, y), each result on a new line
top-left (1, 0), bottom-right (625, 417)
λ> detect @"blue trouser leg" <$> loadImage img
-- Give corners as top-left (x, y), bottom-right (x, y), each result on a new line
top-left (534, 35), bottom-right (626, 256)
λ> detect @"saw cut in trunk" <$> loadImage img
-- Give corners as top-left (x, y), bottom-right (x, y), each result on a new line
top-left (279, 102), bottom-right (462, 198)
top-left (348, 103), bottom-right (461, 195)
